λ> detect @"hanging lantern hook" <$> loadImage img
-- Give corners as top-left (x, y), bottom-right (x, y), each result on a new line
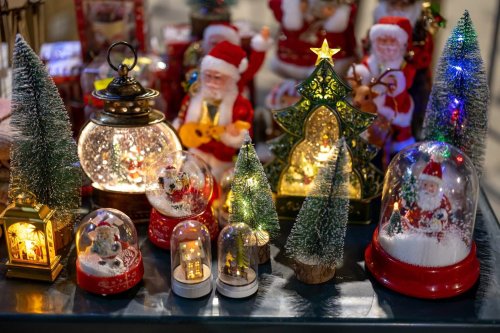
top-left (106, 41), bottom-right (138, 77)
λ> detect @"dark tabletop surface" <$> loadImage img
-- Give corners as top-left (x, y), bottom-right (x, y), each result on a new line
top-left (0, 188), bottom-right (499, 333)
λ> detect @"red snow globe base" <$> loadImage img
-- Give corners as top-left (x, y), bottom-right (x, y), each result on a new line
top-left (365, 228), bottom-right (480, 299)
top-left (76, 251), bottom-right (144, 295)
top-left (148, 207), bottom-right (219, 249)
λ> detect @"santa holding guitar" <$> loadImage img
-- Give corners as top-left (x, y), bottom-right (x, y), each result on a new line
top-left (173, 41), bottom-right (254, 181)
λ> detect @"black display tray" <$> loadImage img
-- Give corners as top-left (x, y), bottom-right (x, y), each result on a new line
top-left (0, 188), bottom-right (499, 332)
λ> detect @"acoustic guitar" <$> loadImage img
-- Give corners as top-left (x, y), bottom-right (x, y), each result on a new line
top-left (179, 120), bottom-right (251, 148)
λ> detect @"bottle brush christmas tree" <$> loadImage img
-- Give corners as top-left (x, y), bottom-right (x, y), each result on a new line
top-left (9, 35), bottom-right (81, 247)
top-left (285, 138), bottom-right (349, 284)
top-left (229, 133), bottom-right (279, 263)
top-left (264, 39), bottom-right (380, 223)
top-left (423, 10), bottom-right (489, 176)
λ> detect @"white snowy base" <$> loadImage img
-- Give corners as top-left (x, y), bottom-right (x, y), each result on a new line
top-left (78, 252), bottom-right (127, 277)
top-left (146, 194), bottom-right (192, 217)
top-left (216, 276), bottom-right (258, 298)
top-left (172, 265), bottom-right (212, 298)
top-left (379, 230), bottom-right (470, 267)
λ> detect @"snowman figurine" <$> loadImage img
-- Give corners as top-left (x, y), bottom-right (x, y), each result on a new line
top-left (90, 221), bottom-right (123, 267)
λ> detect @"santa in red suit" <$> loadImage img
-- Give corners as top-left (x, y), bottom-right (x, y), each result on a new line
top-left (174, 41), bottom-right (254, 181)
top-left (405, 159), bottom-right (452, 238)
top-left (268, 0), bottom-right (357, 79)
top-left (348, 16), bottom-right (416, 154)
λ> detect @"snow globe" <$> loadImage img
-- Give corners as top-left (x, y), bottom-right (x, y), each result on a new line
top-left (365, 141), bottom-right (480, 299)
top-left (76, 208), bottom-right (144, 295)
top-left (170, 220), bottom-right (212, 298)
top-left (146, 150), bottom-right (218, 249)
top-left (216, 223), bottom-right (258, 298)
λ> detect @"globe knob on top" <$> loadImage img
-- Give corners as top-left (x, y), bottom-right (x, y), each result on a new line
top-left (78, 41), bottom-right (182, 221)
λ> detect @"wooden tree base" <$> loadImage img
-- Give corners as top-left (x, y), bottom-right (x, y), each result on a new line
top-left (257, 242), bottom-right (270, 264)
top-left (293, 259), bottom-right (336, 284)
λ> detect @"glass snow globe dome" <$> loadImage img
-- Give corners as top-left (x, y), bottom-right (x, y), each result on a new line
top-left (78, 42), bottom-right (182, 194)
top-left (170, 220), bottom-right (212, 298)
top-left (145, 150), bottom-right (213, 218)
top-left (75, 208), bottom-right (144, 295)
top-left (216, 223), bottom-right (258, 298)
top-left (365, 141), bottom-right (480, 299)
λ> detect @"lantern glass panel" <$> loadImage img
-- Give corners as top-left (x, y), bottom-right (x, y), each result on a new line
top-left (78, 122), bottom-right (182, 193)
top-left (6, 222), bottom-right (48, 266)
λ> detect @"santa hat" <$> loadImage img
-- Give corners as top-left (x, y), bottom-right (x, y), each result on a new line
top-left (203, 23), bottom-right (241, 46)
top-left (201, 41), bottom-right (248, 81)
top-left (419, 160), bottom-right (442, 184)
top-left (369, 16), bottom-right (413, 47)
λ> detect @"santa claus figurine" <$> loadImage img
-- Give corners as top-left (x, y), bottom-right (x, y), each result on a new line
top-left (183, 22), bottom-right (272, 95)
top-left (268, 0), bottom-right (357, 79)
top-left (174, 41), bottom-right (253, 181)
top-left (348, 16), bottom-right (416, 156)
top-left (405, 159), bottom-right (451, 239)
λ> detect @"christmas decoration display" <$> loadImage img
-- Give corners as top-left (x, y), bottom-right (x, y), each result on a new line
top-left (347, 16), bottom-right (417, 158)
top-left (170, 220), bottom-right (212, 298)
top-left (174, 41), bottom-right (253, 181)
top-left (286, 139), bottom-right (349, 284)
top-left (216, 222), bottom-right (258, 298)
top-left (229, 134), bottom-right (279, 263)
top-left (268, 0), bottom-right (357, 79)
top-left (78, 41), bottom-right (182, 220)
top-left (0, 191), bottom-right (62, 282)
top-left (188, 0), bottom-right (236, 39)
top-left (371, 0), bottom-right (446, 139)
top-left (76, 208), bottom-right (144, 295)
top-left (365, 141), bottom-right (480, 299)
top-left (265, 39), bottom-right (380, 223)
top-left (145, 150), bottom-right (218, 249)
top-left (423, 10), bottom-right (489, 176)
top-left (9, 35), bottom-right (81, 252)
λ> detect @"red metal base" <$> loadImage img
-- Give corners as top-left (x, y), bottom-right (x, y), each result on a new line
top-left (148, 207), bottom-right (219, 249)
top-left (365, 227), bottom-right (480, 299)
top-left (76, 254), bottom-right (144, 296)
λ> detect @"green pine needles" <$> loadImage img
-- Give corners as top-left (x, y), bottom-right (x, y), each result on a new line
top-left (9, 35), bottom-right (81, 221)
top-left (229, 133), bottom-right (280, 238)
top-left (423, 10), bottom-right (489, 176)
top-left (286, 138), bottom-right (349, 267)
top-left (387, 207), bottom-right (403, 237)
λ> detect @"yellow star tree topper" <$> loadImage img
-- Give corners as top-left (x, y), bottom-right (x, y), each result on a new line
top-left (310, 39), bottom-right (340, 65)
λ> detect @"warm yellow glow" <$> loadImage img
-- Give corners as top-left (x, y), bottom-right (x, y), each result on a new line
top-left (7, 222), bottom-right (48, 265)
top-left (394, 202), bottom-right (399, 210)
top-left (180, 240), bottom-right (204, 280)
top-left (310, 39), bottom-right (341, 65)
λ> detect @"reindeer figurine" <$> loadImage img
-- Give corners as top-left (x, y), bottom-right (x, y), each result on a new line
top-left (346, 65), bottom-right (401, 149)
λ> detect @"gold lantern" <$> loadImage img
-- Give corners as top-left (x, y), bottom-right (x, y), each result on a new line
top-left (0, 192), bottom-right (63, 281)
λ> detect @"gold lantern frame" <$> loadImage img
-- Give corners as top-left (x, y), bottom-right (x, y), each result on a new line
top-left (0, 192), bottom-right (63, 281)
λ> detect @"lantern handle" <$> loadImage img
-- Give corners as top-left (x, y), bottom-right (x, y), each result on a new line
top-left (106, 41), bottom-right (138, 76)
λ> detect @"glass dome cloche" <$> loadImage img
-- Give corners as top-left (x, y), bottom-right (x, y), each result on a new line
top-left (216, 223), bottom-right (258, 298)
top-left (78, 41), bottom-right (182, 221)
top-left (75, 208), bottom-right (144, 295)
top-left (170, 220), bottom-right (212, 298)
top-left (365, 141), bottom-right (480, 299)
top-left (146, 150), bottom-right (219, 249)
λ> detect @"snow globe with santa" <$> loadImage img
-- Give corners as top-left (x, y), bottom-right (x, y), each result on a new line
top-left (76, 208), bottom-right (144, 295)
top-left (145, 150), bottom-right (219, 249)
top-left (170, 220), bottom-right (213, 298)
top-left (365, 141), bottom-right (480, 299)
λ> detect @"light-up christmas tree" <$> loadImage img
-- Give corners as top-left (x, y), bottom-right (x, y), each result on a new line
top-left (9, 35), bottom-right (81, 248)
top-left (229, 134), bottom-right (279, 263)
top-left (265, 39), bottom-right (380, 222)
top-left (285, 139), bottom-right (349, 284)
top-left (423, 10), bottom-right (489, 175)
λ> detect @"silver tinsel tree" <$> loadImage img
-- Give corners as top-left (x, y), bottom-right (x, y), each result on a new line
top-left (229, 133), bottom-right (280, 238)
top-left (423, 10), bottom-right (489, 175)
top-left (285, 138), bottom-right (349, 267)
top-left (9, 35), bottom-right (81, 221)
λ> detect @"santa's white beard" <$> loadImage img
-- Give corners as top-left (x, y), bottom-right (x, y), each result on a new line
top-left (202, 86), bottom-right (223, 101)
top-left (373, 1), bottom-right (422, 27)
top-left (373, 45), bottom-right (405, 67)
top-left (417, 189), bottom-right (443, 211)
